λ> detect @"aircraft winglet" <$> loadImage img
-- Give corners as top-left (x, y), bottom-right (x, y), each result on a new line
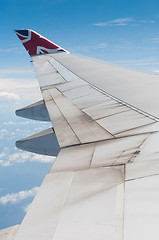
top-left (15, 29), bottom-right (68, 56)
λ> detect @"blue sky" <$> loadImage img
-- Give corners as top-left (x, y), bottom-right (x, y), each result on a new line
top-left (1, 0), bottom-right (159, 232)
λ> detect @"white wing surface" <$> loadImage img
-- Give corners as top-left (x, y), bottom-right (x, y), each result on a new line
top-left (12, 29), bottom-right (159, 240)
top-left (0, 225), bottom-right (19, 240)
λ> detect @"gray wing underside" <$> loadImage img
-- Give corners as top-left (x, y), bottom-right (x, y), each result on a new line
top-left (13, 53), bottom-right (159, 240)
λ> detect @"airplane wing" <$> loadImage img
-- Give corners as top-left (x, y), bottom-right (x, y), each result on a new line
top-left (0, 225), bottom-right (19, 240)
top-left (10, 29), bottom-right (159, 240)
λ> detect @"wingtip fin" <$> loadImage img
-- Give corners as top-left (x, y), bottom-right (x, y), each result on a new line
top-left (15, 29), bottom-right (68, 56)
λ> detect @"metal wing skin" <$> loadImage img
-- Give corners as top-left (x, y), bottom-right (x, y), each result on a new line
top-left (11, 29), bottom-right (159, 240)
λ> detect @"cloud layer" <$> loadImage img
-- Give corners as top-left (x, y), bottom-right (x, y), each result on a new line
top-left (0, 67), bottom-right (41, 101)
top-left (0, 186), bottom-right (39, 205)
top-left (0, 91), bottom-right (20, 100)
top-left (93, 17), bottom-right (155, 26)
top-left (0, 148), bottom-right (55, 167)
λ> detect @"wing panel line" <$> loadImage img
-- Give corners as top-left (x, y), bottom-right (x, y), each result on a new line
top-left (50, 55), bottom-right (158, 122)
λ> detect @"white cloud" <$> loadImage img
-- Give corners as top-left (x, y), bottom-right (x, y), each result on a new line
top-left (0, 129), bottom-right (11, 140)
top-left (3, 120), bottom-right (49, 126)
top-left (0, 91), bottom-right (20, 100)
top-left (0, 148), bottom-right (55, 167)
top-left (0, 129), bottom-right (7, 133)
top-left (93, 17), bottom-right (134, 26)
top-left (93, 17), bottom-right (155, 27)
top-left (31, 154), bottom-right (56, 163)
top-left (23, 203), bottom-right (31, 213)
top-left (0, 186), bottom-right (39, 205)
top-left (0, 152), bottom-right (6, 158)
top-left (152, 37), bottom-right (159, 43)
top-left (153, 69), bottom-right (159, 74)
top-left (96, 43), bottom-right (108, 48)
top-left (0, 78), bottom-right (38, 90)
top-left (0, 67), bottom-right (33, 75)
top-left (0, 65), bottom-right (40, 101)
top-left (0, 77), bottom-right (41, 101)
top-left (4, 121), bottom-right (35, 125)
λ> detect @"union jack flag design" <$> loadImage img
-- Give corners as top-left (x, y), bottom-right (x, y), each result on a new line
top-left (15, 29), bottom-right (66, 56)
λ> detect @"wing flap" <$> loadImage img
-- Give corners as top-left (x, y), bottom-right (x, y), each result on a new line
top-left (126, 131), bottom-right (159, 180)
top-left (42, 90), bottom-right (81, 147)
top-left (51, 133), bottom-right (150, 172)
top-left (14, 163), bottom-right (124, 240)
top-left (43, 88), bottom-right (113, 146)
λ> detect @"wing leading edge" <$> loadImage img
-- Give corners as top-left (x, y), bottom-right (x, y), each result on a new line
top-left (12, 29), bottom-right (159, 240)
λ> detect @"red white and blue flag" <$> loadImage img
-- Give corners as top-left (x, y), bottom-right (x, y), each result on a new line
top-left (15, 29), bottom-right (67, 56)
